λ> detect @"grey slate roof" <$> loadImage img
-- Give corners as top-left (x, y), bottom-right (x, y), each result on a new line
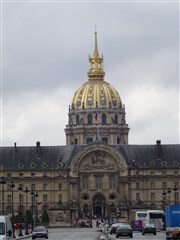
top-left (0, 143), bottom-right (179, 170)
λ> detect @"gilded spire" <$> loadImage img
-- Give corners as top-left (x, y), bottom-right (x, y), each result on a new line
top-left (94, 31), bottom-right (98, 54)
top-left (88, 31), bottom-right (105, 81)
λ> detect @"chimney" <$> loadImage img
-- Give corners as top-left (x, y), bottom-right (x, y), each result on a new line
top-left (155, 140), bottom-right (162, 159)
top-left (36, 141), bottom-right (41, 158)
top-left (13, 142), bottom-right (17, 155)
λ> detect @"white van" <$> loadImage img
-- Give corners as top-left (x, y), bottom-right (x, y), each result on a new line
top-left (0, 216), bottom-right (13, 240)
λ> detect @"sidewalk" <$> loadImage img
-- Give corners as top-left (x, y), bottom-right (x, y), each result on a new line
top-left (14, 230), bottom-right (31, 239)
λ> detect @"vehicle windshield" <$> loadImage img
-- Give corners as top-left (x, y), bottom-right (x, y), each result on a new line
top-left (0, 223), bottom-right (5, 235)
top-left (33, 227), bottom-right (45, 232)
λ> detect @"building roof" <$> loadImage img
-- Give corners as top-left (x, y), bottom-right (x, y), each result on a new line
top-left (0, 142), bottom-right (179, 170)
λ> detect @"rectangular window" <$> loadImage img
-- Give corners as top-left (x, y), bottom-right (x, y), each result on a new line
top-left (176, 192), bottom-right (179, 202)
top-left (174, 182), bottom-right (179, 188)
top-left (102, 138), bottom-right (108, 144)
top-left (174, 171), bottom-right (178, 176)
top-left (31, 184), bottom-right (35, 191)
top-left (43, 184), bottom-right (48, 191)
top-left (31, 173), bottom-right (35, 178)
top-left (7, 173), bottom-right (11, 178)
top-left (150, 193), bottom-right (155, 201)
top-left (43, 194), bottom-right (48, 203)
top-left (109, 176), bottom-right (116, 189)
top-left (59, 194), bottom-right (62, 202)
top-left (136, 182), bottom-right (139, 190)
top-left (162, 171), bottom-right (166, 176)
top-left (7, 194), bottom-right (11, 204)
top-left (150, 171), bottom-right (154, 176)
top-left (150, 182), bottom-right (155, 189)
top-left (96, 176), bottom-right (102, 189)
top-left (162, 182), bottom-right (167, 189)
top-left (19, 173), bottom-right (23, 178)
top-left (43, 172), bottom-right (47, 178)
top-left (87, 138), bottom-right (93, 144)
top-left (82, 177), bottom-right (89, 189)
top-left (136, 193), bottom-right (140, 201)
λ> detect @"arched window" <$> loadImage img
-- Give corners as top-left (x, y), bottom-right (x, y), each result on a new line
top-left (102, 114), bottom-right (106, 125)
top-left (114, 114), bottom-right (118, 124)
top-left (76, 115), bottom-right (79, 125)
top-left (87, 114), bottom-right (92, 125)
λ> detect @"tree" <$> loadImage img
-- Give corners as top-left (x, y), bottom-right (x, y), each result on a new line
top-left (25, 210), bottom-right (32, 224)
top-left (41, 210), bottom-right (49, 224)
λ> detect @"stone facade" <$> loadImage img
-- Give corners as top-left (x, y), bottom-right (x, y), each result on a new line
top-left (0, 32), bottom-right (179, 226)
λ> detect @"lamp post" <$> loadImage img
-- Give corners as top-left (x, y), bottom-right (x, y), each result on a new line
top-left (0, 177), bottom-right (6, 215)
top-left (30, 190), bottom-right (35, 232)
top-left (10, 181), bottom-right (15, 218)
top-left (34, 192), bottom-right (38, 226)
top-left (167, 188), bottom-right (171, 205)
top-left (18, 185), bottom-right (23, 236)
top-left (24, 187), bottom-right (29, 235)
top-left (10, 181), bottom-right (16, 238)
top-left (162, 190), bottom-right (167, 210)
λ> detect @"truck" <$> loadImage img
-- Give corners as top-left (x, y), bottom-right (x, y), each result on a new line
top-left (165, 204), bottom-right (180, 240)
top-left (0, 215), bottom-right (13, 240)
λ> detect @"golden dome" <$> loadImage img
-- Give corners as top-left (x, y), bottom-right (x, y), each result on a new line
top-left (71, 32), bottom-right (122, 110)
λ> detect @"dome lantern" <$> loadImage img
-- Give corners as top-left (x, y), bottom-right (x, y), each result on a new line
top-left (88, 31), bottom-right (105, 81)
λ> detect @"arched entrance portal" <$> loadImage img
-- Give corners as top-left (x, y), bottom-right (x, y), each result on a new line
top-left (93, 193), bottom-right (106, 218)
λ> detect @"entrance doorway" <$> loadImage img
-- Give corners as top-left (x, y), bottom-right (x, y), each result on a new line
top-left (93, 193), bottom-right (106, 218)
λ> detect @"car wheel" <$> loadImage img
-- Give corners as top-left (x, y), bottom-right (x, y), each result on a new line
top-left (142, 232), bottom-right (145, 235)
top-left (154, 232), bottom-right (156, 235)
top-left (116, 235), bottom-right (118, 238)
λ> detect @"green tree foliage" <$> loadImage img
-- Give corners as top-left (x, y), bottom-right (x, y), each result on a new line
top-left (41, 210), bottom-right (49, 223)
top-left (25, 210), bottom-right (32, 224)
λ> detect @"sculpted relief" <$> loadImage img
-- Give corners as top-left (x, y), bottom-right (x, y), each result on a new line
top-left (82, 150), bottom-right (116, 171)
top-left (70, 144), bottom-right (128, 177)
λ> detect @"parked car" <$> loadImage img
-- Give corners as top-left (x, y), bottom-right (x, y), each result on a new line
top-left (116, 224), bottom-right (133, 238)
top-left (142, 223), bottom-right (156, 235)
top-left (32, 226), bottom-right (48, 239)
top-left (130, 220), bottom-right (144, 232)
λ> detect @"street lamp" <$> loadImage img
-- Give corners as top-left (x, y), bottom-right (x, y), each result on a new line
top-left (10, 181), bottom-right (16, 238)
top-left (10, 181), bottom-right (15, 218)
top-left (18, 185), bottom-right (23, 236)
top-left (24, 187), bottom-right (29, 211)
top-left (30, 190), bottom-right (35, 232)
top-left (0, 177), bottom-right (6, 215)
top-left (167, 188), bottom-right (171, 205)
top-left (24, 187), bottom-right (29, 235)
top-left (162, 190), bottom-right (167, 210)
top-left (34, 192), bottom-right (38, 226)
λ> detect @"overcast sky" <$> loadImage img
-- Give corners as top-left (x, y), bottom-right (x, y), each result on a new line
top-left (1, 1), bottom-right (179, 147)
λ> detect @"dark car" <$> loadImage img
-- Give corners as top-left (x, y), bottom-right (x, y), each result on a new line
top-left (116, 224), bottom-right (133, 238)
top-left (32, 226), bottom-right (48, 239)
top-left (130, 220), bottom-right (144, 232)
top-left (142, 224), bottom-right (156, 235)
top-left (110, 223), bottom-right (125, 234)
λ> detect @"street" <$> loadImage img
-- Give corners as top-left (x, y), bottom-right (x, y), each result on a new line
top-left (22, 228), bottom-right (166, 240)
